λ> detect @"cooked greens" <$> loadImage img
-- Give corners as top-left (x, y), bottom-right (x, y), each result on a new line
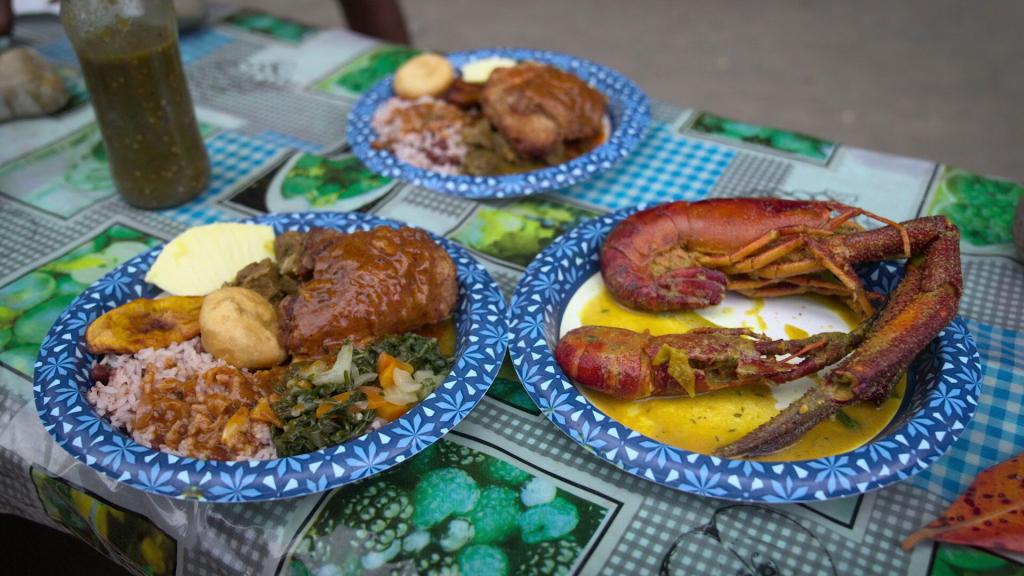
top-left (272, 333), bottom-right (452, 457)
top-left (273, 386), bottom-right (371, 457)
top-left (356, 333), bottom-right (452, 375)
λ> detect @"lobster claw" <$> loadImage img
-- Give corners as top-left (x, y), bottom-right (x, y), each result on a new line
top-left (555, 325), bottom-right (865, 401)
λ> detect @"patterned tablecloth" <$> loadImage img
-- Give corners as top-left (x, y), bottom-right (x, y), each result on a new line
top-left (1, 9), bottom-right (1022, 576)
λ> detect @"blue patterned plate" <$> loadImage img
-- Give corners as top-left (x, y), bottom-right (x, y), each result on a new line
top-left (347, 48), bottom-right (651, 198)
top-left (508, 207), bottom-right (982, 502)
top-left (34, 212), bottom-right (507, 501)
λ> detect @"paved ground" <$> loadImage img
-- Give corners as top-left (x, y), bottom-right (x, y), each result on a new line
top-left (233, 0), bottom-right (1024, 183)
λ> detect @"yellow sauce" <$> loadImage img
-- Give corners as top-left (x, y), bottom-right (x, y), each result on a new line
top-left (744, 298), bottom-right (768, 332)
top-left (579, 287), bottom-right (717, 334)
top-left (784, 324), bottom-right (810, 340)
top-left (577, 285), bottom-right (905, 461)
top-left (804, 294), bottom-right (864, 329)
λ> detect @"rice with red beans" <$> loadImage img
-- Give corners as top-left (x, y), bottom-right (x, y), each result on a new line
top-left (371, 96), bottom-right (467, 174)
top-left (87, 338), bottom-right (277, 460)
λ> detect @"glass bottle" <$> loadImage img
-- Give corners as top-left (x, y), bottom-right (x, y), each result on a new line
top-left (61, 0), bottom-right (210, 209)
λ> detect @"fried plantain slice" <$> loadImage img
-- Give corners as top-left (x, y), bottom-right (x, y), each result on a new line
top-left (86, 296), bottom-right (204, 355)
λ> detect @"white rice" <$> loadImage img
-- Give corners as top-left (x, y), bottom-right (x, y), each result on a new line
top-left (87, 338), bottom-right (277, 460)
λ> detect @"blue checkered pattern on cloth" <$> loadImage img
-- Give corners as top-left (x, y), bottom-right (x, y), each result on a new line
top-left (253, 130), bottom-right (322, 154)
top-left (908, 319), bottom-right (1024, 502)
top-left (158, 130), bottom-right (286, 225)
top-left (555, 123), bottom-right (734, 210)
top-left (179, 29), bottom-right (237, 64)
top-left (36, 29), bottom-right (234, 69)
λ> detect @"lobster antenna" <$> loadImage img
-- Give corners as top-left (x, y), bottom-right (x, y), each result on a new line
top-left (831, 207), bottom-right (912, 259)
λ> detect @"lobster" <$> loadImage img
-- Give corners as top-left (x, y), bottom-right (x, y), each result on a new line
top-left (555, 325), bottom-right (866, 400)
top-left (556, 198), bottom-right (962, 458)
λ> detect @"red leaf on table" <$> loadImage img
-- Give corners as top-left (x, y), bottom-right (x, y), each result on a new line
top-left (902, 453), bottom-right (1024, 554)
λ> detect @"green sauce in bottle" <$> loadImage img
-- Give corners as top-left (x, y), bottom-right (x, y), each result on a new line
top-left (62, 1), bottom-right (209, 209)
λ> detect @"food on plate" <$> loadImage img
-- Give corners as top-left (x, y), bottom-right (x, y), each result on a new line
top-left (89, 339), bottom-right (279, 460)
top-left (556, 197), bottom-right (962, 458)
top-left (86, 296), bottom-right (203, 354)
top-left (272, 333), bottom-right (452, 456)
top-left (85, 224), bottom-right (459, 461)
top-left (481, 62), bottom-right (606, 159)
top-left (279, 226), bottom-right (458, 356)
top-left (371, 55), bottom-right (608, 176)
top-left (371, 97), bottom-right (469, 174)
top-left (556, 325), bottom-right (862, 400)
top-left (199, 287), bottom-right (286, 369)
top-left (227, 258), bottom-right (296, 305)
top-left (462, 117), bottom-right (544, 175)
top-left (226, 230), bottom-right (305, 304)
top-left (562, 285), bottom-right (907, 460)
top-left (145, 223), bottom-right (275, 296)
top-left (442, 77), bottom-right (483, 108)
top-left (460, 56), bottom-right (516, 84)
top-left (393, 52), bottom-right (455, 99)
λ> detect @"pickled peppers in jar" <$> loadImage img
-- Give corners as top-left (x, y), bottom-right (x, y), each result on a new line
top-left (61, 0), bottom-right (210, 209)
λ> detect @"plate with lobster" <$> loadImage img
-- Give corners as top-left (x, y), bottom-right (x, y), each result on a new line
top-left (509, 197), bottom-right (982, 502)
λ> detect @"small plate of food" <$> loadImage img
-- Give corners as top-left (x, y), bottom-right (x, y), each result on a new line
top-left (34, 212), bottom-right (507, 501)
top-left (509, 198), bottom-right (981, 502)
top-left (348, 48), bottom-right (650, 198)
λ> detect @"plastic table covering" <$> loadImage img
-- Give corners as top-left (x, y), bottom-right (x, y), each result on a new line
top-left (1, 9), bottom-right (1022, 576)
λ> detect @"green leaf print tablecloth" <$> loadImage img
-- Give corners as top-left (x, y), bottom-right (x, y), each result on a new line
top-left (1, 7), bottom-right (1022, 576)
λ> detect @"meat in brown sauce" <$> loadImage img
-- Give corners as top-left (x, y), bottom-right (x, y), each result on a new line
top-left (462, 117), bottom-right (546, 176)
top-left (278, 226), bottom-right (459, 357)
top-left (227, 231), bottom-right (305, 304)
top-left (481, 62), bottom-right (606, 160)
top-left (442, 78), bottom-right (483, 109)
top-left (229, 258), bottom-right (298, 305)
top-left (275, 231), bottom-right (304, 277)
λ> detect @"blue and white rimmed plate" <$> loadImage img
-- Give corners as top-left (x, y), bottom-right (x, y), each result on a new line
top-left (508, 206), bottom-right (982, 502)
top-left (34, 212), bottom-right (507, 502)
top-left (347, 48), bottom-right (651, 199)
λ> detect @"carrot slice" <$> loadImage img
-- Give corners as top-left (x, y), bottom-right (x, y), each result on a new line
top-left (377, 353), bottom-right (414, 390)
top-left (362, 387), bottom-right (413, 421)
top-left (374, 403), bottom-right (412, 421)
top-left (315, 391), bottom-right (354, 418)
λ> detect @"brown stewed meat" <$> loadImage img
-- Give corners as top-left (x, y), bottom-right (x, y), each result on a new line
top-left (480, 62), bottom-right (606, 160)
top-left (278, 226), bottom-right (458, 356)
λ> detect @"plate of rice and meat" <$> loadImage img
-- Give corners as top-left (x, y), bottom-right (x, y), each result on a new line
top-left (347, 48), bottom-right (651, 198)
top-left (33, 213), bottom-right (507, 501)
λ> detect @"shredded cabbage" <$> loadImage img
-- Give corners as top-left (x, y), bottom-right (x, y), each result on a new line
top-left (354, 372), bottom-right (378, 386)
top-left (384, 368), bottom-right (420, 405)
top-left (313, 343), bottom-right (353, 386)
